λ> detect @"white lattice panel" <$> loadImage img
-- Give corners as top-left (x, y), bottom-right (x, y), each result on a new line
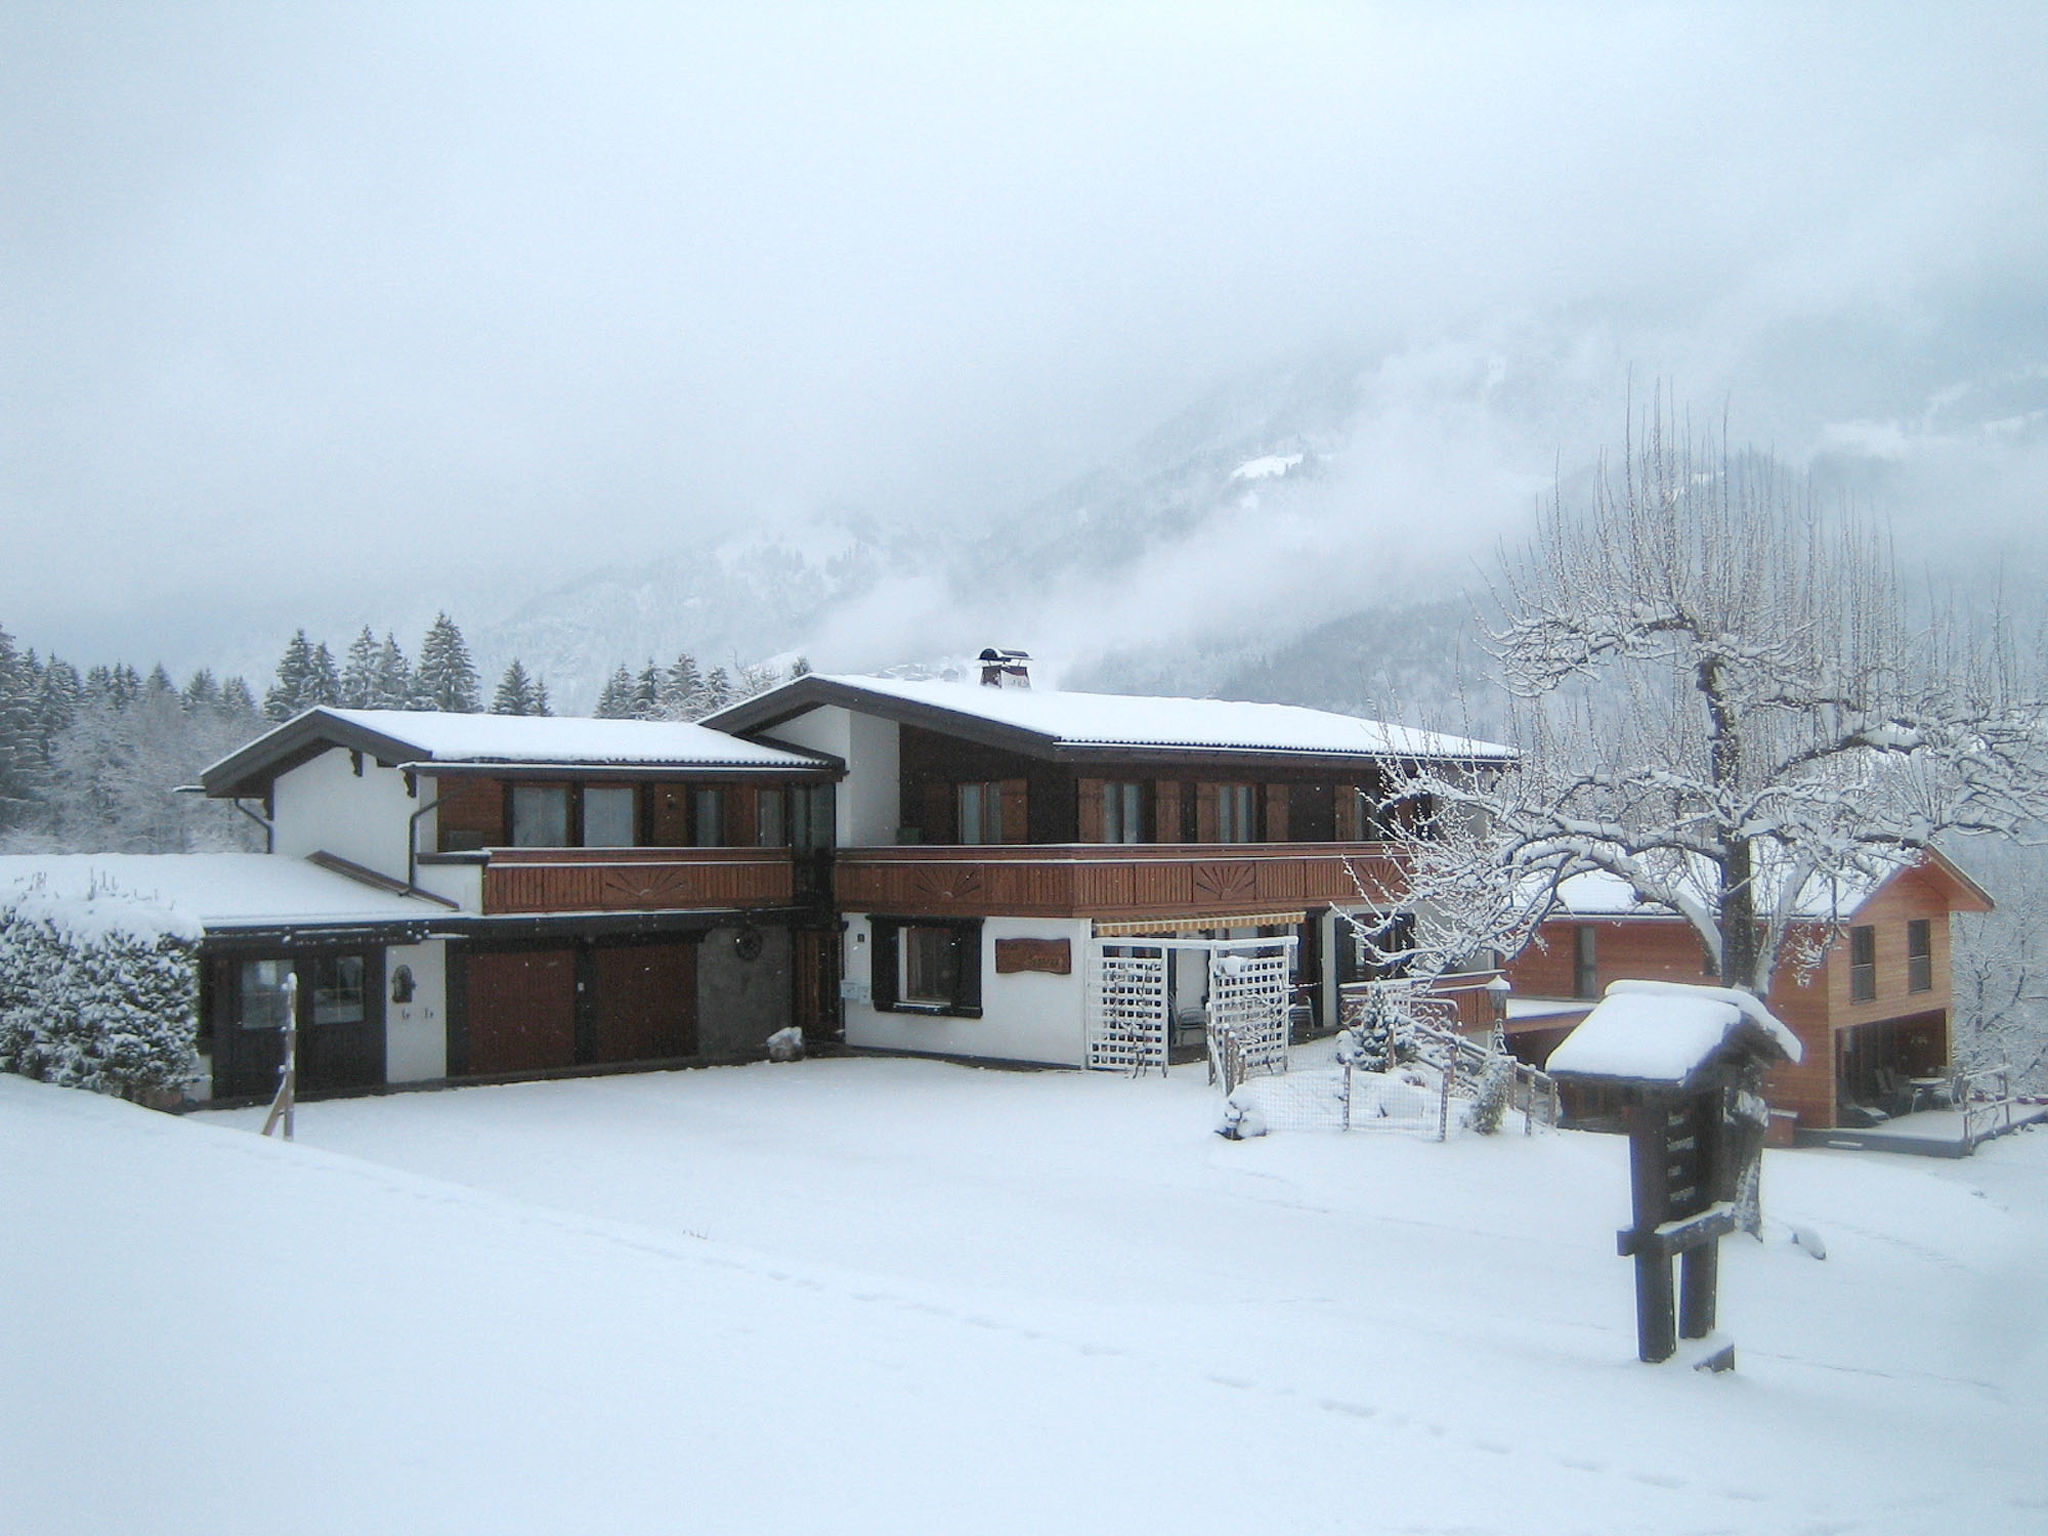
top-left (1087, 947), bottom-right (1168, 1073)
top-left (1207, 949), bottom-right (1292, 1078)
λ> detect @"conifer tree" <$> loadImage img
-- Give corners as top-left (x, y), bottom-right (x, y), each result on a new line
top-left (594, 666), bottom-right (636, 718)
top-left (491, 660), bottom-right (542, 716)
top-left (533, 676), bottom-right (552, 717)
top-left (702, 666), bottom-right (732, 714)
top-left (181, 669), bottom-right (219, 713)
top-left (339, 626), bottom-right (380, 708)
top-left (0, 623), bottom-right (39, 828)
top-left (219, 676), bottom-right (258, 718)
top-left (144, 664), bottom-right (176, 700)
top-left (305, 643), bottom-right (341, 708)
top-left (264, 630), bottom-right (317, 721)
top-left (414, 614), bottom-right (480, 712)
top-left (631, 664), bottom-right (662, 720)
top-left (660, 652), bottom-right (704, 720)
top-left (370, 634), bottom-right (412, 709)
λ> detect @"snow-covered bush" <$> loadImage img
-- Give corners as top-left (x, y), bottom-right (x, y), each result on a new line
top-left (0, 877), bottom-right (201, 1100)
top-left (1468, 1056), bottom-right (1514, 1135)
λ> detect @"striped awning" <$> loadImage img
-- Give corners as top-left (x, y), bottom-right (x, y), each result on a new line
top-left (1093, 910), bottom-right (1308, 938)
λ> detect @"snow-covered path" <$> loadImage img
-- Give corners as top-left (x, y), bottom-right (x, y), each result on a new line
top-left (7, 1061), bottom-right (2046, 1534)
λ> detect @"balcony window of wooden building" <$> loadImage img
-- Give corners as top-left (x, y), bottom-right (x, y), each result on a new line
top-left (788, 782), bottom-right (836, 851)
top-left (693, 787), bottom-right (725, 848)
top-left (1907, 918), bottom-right (1933, 993)
top-left (1573, 925), bottom-right (1599, 999)
top-left (1214, 783), bottom-right (1257, 843)
top-left (957, 782), bottom-right (1003, 845)
top-left (1850, 924), bottom-right (1877, 1002)
top-left (757, 786), bottom-right (785, 847)
top-left (1102, 781), bottom-right (1144, 844)
top-left (582, 785), bottom-right (638, 848)
top-left (510, 783), bottom-right (570, 847)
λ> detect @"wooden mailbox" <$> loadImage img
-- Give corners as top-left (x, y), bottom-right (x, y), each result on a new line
top-left (1547, 981), bottom-right (1801, 1369)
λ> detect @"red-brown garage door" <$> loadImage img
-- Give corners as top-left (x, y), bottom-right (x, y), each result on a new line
top-left (465, 948), bottom-right (578, 1075)
top-left (593, 942), bottom-right (696, 1063)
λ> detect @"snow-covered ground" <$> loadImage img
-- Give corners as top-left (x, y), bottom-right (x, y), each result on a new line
top-left (6, 1059), bottom-right (2046, 1534)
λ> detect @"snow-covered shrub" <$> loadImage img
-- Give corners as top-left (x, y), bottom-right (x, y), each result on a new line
top-left (1216, 1097), bottom-right (1268, 1140)
top-left (1468, 1056), bottom-right (1514, 1135)
top-left (0, 876), bottom-right (201, 1101)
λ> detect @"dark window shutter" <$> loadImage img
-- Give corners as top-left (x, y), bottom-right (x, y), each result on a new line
top-left (871, 921), bottom-right (899, 1009)
top-left (1196, 782), bottom-right (1220, 842)
top-left (1335, 783), bottom-right (1360, 841)
top-left (923, 782), bottom-right (951, 844)
top-left (1078, 778), bottom-right (1104, 843)
top-left (1153, 781), bottom-right (1181, 844)
top-left (1264, 783), bottom-right (1289, 842)
top-left (999, 779), bottom-right (1028, 844)
top-left (954, 922), bottom-right (983, 1015)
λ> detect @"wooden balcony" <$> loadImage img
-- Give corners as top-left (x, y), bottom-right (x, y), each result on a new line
top-left (833, 842), bottom-right (1406, 922)
top-left (481, 846), bottom-right (796, 915)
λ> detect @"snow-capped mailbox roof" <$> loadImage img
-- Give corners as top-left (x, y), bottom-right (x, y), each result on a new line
top-left (707, 674), bottom-right (1513, 763)
top-left (202, 707), bottom-right (837, 799)
top-left (0, 853), bottom-right (454, 936)
top-left (1545, 980), bottom-right (1801, 1090)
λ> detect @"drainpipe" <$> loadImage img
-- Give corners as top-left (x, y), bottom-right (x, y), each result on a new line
top-left (233, 798), bottom-right (275, 853)
top-left (407, 796), bottom-right (442, 899)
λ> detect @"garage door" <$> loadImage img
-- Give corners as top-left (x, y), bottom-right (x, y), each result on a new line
top-left (593, 942), bottom-right (696, 1063)
top-left (465, 948), bottom-right (577, 1075)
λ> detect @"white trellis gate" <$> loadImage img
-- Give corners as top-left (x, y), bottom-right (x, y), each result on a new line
top-left (1084, 934), bottom-right (1297, 1076)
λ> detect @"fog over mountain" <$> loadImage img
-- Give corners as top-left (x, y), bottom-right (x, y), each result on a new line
top-left (4, 6), bottom-right (2045, 705)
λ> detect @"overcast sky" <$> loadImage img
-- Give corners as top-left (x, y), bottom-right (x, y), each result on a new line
top-left (5, 3), bottom-right (2046, 673)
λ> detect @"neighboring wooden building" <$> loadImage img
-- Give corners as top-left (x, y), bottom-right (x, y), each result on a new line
top-left (1501, 855), bottom-right (1994, 1132)
top-left (706, 669), bottom-right (1513, 1069)
top-left (192, 708), bottom-right (843, 1099)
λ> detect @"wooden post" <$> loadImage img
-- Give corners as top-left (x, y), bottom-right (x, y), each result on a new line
top-left (1679, 1242), bottom-right (1718, 1340)
top-left (260, 972), bottom-right (298, 1141)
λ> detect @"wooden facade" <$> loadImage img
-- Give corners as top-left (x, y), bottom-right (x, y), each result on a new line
top-left (1505, 859), bottom-right (1987, 1130)
top-left (835, 843), bottom-right (1403, 921)
top-left (481, 846), bottom-right (796, 914)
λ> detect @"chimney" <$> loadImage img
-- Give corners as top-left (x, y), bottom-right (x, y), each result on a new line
top-left (978, 648), bottom-right (1032, 689)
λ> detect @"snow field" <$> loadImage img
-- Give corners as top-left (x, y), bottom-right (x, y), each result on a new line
top-left (6, 1060), bottom-right (2047, 1534)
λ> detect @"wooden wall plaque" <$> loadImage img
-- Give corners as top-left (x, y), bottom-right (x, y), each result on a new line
top-left (994, 938), bottom-right (1071, 975)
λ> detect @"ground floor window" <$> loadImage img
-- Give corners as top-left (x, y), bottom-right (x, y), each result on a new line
top-left (870, 918), bottom-right (982, 1017)
top-left (309, 953), bottom-right (367, 1025)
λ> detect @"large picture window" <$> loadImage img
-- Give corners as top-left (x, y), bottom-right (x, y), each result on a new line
top-left (510, 783), bottom-right (571, 847)
top-left (581, 785), bottom-right (638, 848)
top-left (869, 918), bottom-right (982, 1017)
top-left (309, 953), bottom-right (367, 1025)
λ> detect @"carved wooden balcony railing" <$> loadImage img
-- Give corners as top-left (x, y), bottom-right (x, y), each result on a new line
top-left (833, 843), bottom-right (1406, 921)
top-left (481, 846), bottom-right (796, 915)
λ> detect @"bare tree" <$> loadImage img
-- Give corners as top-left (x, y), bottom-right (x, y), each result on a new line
top-left (1405, 403), bottom-right (2046, 1000)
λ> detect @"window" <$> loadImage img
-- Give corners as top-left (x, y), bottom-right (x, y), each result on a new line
top-left (957, 782), bottom-right (1003, 845)
top-left (510, 783), bottom-right (570, 847)
top-left (1214, 783), bottom-right (1257, 843)
top-left (870, 918), bottom-right (982, 1016)
top-left (238, 959), bottom-right (293, 1031)
top-left (788, 782), bottom-right (836, 851)
top-left (693, 787), bottom-right (725, 847)
top-left (1573, 926), bottom-right (1599, 999)
top-left (1907, 918), bottom-right (1933, 994)
top-left (1101, 781), bottom-right (1144, 844)
top-left (1850, 924), bottom-right (1877, 1002)
top-left (309, 954), bottom-right (366, 1025)
top-left (582, 785), bottom-right (638, 848)
top-left (756, 786), bottom-right (785, 847)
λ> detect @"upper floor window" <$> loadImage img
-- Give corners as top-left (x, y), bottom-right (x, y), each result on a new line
top-left (787, 782), bottom-right (836, 852)
top-left (1907, 918), bottom-right (1933, 993)
top-left (757, 786), bottom-right (785, 847)
top-left (1101, 781), bottom-right (1145, 844)
top-left (693, 787), bottom-right (725, 848)
top-left (957, 782), bottom-right (1004, 845)
top-left (1573, 925), bottom-right (1599, 999)
top-left (510, 783), bottom-right (571, 847)
top-left (582, 785), bottom-right (638, 848)
top-left (1850, 924), bottom-right (1877, 1002)
top-left (1212, 783), bottom-right (1257, 843)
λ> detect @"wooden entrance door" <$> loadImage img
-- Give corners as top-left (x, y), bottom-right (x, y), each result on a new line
top-left (592, 942), bottom-right (696, 1063)
top-left (296, 950), bottom-right (385, 1092)
top-left (465, 948), bottom-right (578, 1075)
top-left (794, 928), bottom-right (841, 1044)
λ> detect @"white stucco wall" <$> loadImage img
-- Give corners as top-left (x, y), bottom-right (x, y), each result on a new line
top-left (271, 748), bottom-right (421, 881)
top-left (758, 705), bottom-right (900, 847)
top-left (841, 913), bottom-right (1089, 1066)
top-left (383, 940), bottom-right (448, 1083)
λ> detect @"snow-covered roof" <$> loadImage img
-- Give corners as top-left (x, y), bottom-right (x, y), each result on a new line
top-left (0, 854), bottom-right (456, 936)
top-left (1545, 980), bottom-right (1801, 1086)
top-left (1543, 849), bottom-right (1991, 924)
top-left (711, 675), bottom-right (1512, 763)
top-left (203, 707), bottom-right (834, 798)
